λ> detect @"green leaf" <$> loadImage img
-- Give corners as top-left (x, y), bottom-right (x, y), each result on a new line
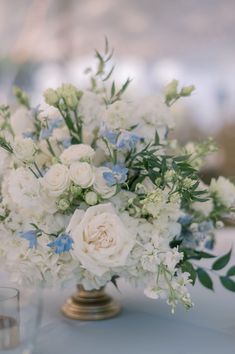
top-left (181, 261), bottom-right (197, 285)
top-left (212, 249), bottom-right (232, 271)
top-left (220, 276), bottom-right (235, 292)
top-left (111, 81), bottom-right (116, 97)
top-left (227, 266), bottom-right (235, 277)
top-left (197, 268), bottom-right (214, 290)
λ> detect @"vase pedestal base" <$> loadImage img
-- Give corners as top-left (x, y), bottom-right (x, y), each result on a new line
top-left (62, 285), bottom-right (121, 321)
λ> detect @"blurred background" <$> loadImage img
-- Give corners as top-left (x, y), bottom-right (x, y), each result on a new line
top-left (0, 0), bottom-right (235, 178)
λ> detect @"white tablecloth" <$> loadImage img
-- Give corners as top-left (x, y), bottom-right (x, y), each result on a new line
top-left (2, 228), bottom-right (235, 354)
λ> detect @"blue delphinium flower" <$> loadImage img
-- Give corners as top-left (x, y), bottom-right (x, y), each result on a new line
top-left (99, 122), bottom-right (118, 145)
top-left (62, 138), bottom-right (71, 148)
top-left (116, 130), bottom-right (142, 150)
top-left (40, 118), bottom-right (63, 140)
top-left (22, 131), bottom-right (35, 139)
top-left (103, 164), bottom-right (128, 187)
top-left (178, 215), bottom-right (193, 226)
top-left (47, 233), bottom-right (74, 254)
top-left (19, 230), bottom-right (38, 249)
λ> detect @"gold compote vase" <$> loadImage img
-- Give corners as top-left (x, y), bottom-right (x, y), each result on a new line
top-left (62, 285), bottom-right (121, 321)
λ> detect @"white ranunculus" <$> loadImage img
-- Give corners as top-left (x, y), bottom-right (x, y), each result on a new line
top-left (13, 136), bottom-right (36, 162)
top-left (41, 164), bottom-right (70, 197)
top-left (69, 162), bottom-right (94, 188)
top-left (93, 167), bottom-right (116, 199)
top-left (10, 107), bottom-right (34, 136)
top-left (210, 176), bottom-right (235, 208)
top-left (60, 144), bottom-right (95, 165)
top-left (67, 203), bottom-right (135, 276)
top-left (8, 167), bottom-right (41, 210)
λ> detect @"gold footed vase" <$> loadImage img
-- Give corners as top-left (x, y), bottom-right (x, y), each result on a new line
top-left (62, 285), bottom-right (121, 321)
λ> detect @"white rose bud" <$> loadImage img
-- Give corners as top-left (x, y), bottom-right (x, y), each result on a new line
top-left (60, 144), bottom-right (95, 165)
top-left (69, 162), bottom-right (94, 188)
top-left (85, 191), bottom-right (98, 205)
top-left (58, 198), bottom-right (70, 211)
top-left (13, 136), bottom-right (36, 163)
top-left (41, 164), bottom-right (70, 197)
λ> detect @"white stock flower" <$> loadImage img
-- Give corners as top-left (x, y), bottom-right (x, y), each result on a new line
top-left (13, 136), bottom-right (36, 162)
top-left (103, 100), bottom-right (135, 130)
top-left (41, 164), bottom-right (70, 197)
top-left (79, 91), bottom-right (105, 125)
top-left (69, 162), bottom-right (94, 188)
top-left (60, 144), bottom-right (95, 165)
top-left (210, 176), bottom-right (235, 208)
top-left (8, 167), bottom-right (41, 210)
top-left (136, 95), bottom-right (174, 128)
top-left (67, 203), bottom-right (135, 276)
top-left (192, 199), bottom-right (213, 217)
top-left (93, 167), bottom-right (116, 199)
top-left (10, 107), bottom-right (34, 136)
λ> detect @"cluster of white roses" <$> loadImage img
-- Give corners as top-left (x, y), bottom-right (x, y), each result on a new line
top-left (0, 53), bottom-right (235, 313)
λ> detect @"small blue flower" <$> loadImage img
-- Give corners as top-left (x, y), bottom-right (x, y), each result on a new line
top-left (103, 164), bottom-right (128, 187)
top-left (178, 215), bottom-right (193, 226)
top-left (116, 131), bottom-right (142, 150)
top-left (19, 230), bottom-right (38, 249)
top-left (39, 118), bottom-right (63, 140)
top-left (99, 123), bottom-right (118, 145)
top-left (198, 221), bottom-right (213, 233)
top-left (47, 233), bottom-right (74, 254)
top-left (62, 138), bottom-right (71, 148)
top-left (22, 131), bottom-right (34, 139)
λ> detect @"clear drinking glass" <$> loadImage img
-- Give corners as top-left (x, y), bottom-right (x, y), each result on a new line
top-left (0, 287), bottom-right (42, 354)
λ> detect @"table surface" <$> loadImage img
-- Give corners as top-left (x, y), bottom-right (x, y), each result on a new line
top-left (2, 228), bottom-right (235, 354)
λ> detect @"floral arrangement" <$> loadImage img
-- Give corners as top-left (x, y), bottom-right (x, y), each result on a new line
top-left (1, 41), bottom-right (235, 313)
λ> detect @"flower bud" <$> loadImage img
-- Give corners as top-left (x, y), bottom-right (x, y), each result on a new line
top-left (85, 191), bottom-right (98, 205)
top-left (180, 85), bottom-right (195, 97)
top-left (164, 79), bottom-right (178, 102)
top-left (44, 88), bottom-right (60, 106)
top-left (58, 199), bottom-right (70, 211)
top-left (70, 185), bottom-right (83, 197)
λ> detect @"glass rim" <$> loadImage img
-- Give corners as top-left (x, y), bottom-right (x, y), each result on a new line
top-left (0, 287), bottom-right (19, 302)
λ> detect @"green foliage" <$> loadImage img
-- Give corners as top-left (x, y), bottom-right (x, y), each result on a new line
top-left (0, 136), bottom-right (13, 153)
top-left (212, 249), bottom-right (232, 271)
top-left (13, 86), bottom-right (30, 109)
top-left (197, 268), bottom-right (214, 290)
top-left (182, 247), bottom-right (235, 293)
top-left (220, 277), bottom-right (235, 292)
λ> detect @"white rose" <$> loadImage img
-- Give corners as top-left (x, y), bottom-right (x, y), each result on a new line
top-left (10, 107), bottom-right (34, 136)
top-left (13, 136), bottom-right (36, 162)
top-left (93, 167), bottom-right (116, 199)
top-left (69, 162), bottom-right (94, 188)
top-left (60, 144), bottom-right (95, 165)
top-left (41, 164), bottom-right (70, 197)
top-left (210, 176), bottom-right (235, 208)
top-left (67, 203), bottom-right (135, 276)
